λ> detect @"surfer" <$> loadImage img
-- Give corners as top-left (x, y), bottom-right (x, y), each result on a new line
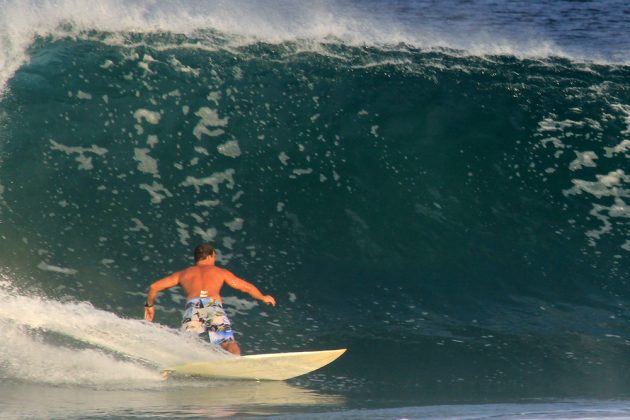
top-left (143, 243), bottom-right (276, 355)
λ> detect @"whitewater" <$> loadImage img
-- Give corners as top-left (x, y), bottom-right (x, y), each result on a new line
top-left (2, 0), bottom-right (629, 93)
top-left (1, 0), bottom-right (629, 418)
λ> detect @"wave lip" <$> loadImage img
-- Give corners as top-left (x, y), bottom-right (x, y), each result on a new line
top-left (2, 0), bottom-right (628, 94)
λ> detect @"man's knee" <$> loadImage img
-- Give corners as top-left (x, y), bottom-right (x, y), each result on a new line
top-left (222, 340), bottom-right (241, 356)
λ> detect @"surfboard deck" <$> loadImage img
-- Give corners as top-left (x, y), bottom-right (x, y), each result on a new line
top-left (163, 348), bottom-right (346, 381)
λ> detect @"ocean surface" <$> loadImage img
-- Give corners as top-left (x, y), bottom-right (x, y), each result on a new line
top-left (0, 0), bottom-right (629, 418)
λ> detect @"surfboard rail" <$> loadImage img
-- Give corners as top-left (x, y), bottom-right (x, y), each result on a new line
top-left (164, 348), bottom-right (347, 381)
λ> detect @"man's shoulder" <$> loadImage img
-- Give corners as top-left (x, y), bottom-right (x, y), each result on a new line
top-left (213, 265), bottom-right (233, 275)
top-left (211, 265), bottom-right (236, 279)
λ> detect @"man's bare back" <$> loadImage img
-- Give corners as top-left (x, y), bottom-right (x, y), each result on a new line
top-left (143, 244), bottom-right (275, 355)
top-left (176, 265), bottom-right (259, 301)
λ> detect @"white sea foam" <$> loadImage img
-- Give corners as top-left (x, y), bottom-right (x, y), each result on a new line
top-left (181, 169), bottom-right (236, 193)
top-left (222, 296), bottom-right (258, 316)
top-left (292, 168), bottom-right (313, 177)
top-left (139, 181), bottom-right (173, 204)
top-left (193, 107), bottom-right (228, 140)
top-left (535, 108), bottom-right (630, 251)
top-left (569, 151), bottom-right (598, 171)
top-left (195, 199), bottom-right (220, 207)
top-left (278, 152), bottom-right (290, 166)
top-left (0, 320), bottom-right (160, 387)
top-left (604, 140), bottom-right (630, 158)
top-left (134, 147), bottom-right (160, 177)
top-left (175, 218), bottom-right (191, 245)
top-left (217, 140), bottom-right (241, 158)
top-left (36, 262), bottom-right (78, 276)
top-left (584, 198), bottom-right (630, 248)
top-left (222, 236), bottom-right (236, 250)
top-left (611, 104), bottom-right (630, 135)
top-left (133, 108), bottom-right (161, 125)
top-left (76, 90), bottom-right (92, 100)
top-left (129, 217), bottom-right (149, 233)
top-left (193, 226), bottom-right (217, 242)
top-left (168, 56), bottom-right (200, 76)
top-left (224, 217), bottom-right (244, 232)
top-left (564, 169), bottom-right (629, 199)
top-left (0, 276), bottom-right (229, 388)
top-left (49, 139), bottom-right (108, 171)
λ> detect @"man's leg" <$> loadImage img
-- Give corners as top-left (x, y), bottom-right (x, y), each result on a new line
top-left (221, 340), bottom-right (241, 355)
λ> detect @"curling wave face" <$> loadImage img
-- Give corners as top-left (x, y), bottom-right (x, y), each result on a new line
top-left (0, 0), bottom-right (629, 401)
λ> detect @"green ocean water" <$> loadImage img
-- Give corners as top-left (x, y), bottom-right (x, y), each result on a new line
top-left (0, 26), bottom-right (629, 417)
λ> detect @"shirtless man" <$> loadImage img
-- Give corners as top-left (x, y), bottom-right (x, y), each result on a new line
top-left (144, 243), bottom-right (276, 355)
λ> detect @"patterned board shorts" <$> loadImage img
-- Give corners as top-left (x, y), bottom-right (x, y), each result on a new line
top-left (182, 297), bottom-right (235, 345)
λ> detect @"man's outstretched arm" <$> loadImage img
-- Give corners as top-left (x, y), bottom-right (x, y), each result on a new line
top-left (225, 271), bottom-right (276, 306)
top-left (144, 272), bottom-right (181, 321)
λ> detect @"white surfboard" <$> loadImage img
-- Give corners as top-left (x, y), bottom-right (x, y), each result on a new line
top-left (164, 348), bottom-right (346, 381)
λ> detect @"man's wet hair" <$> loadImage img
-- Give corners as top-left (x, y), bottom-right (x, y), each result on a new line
top-left (194, 243), bottom-right (215, 262)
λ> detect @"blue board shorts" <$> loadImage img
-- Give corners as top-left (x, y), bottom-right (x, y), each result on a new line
top-left (182, 297), bottom-right (235, 345)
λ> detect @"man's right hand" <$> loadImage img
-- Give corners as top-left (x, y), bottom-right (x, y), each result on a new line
top-left (144, 306), bottom-right (155, 321)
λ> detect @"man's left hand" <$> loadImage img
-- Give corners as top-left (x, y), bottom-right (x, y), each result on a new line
top-left (262, 295), bottom-right (276, 306)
